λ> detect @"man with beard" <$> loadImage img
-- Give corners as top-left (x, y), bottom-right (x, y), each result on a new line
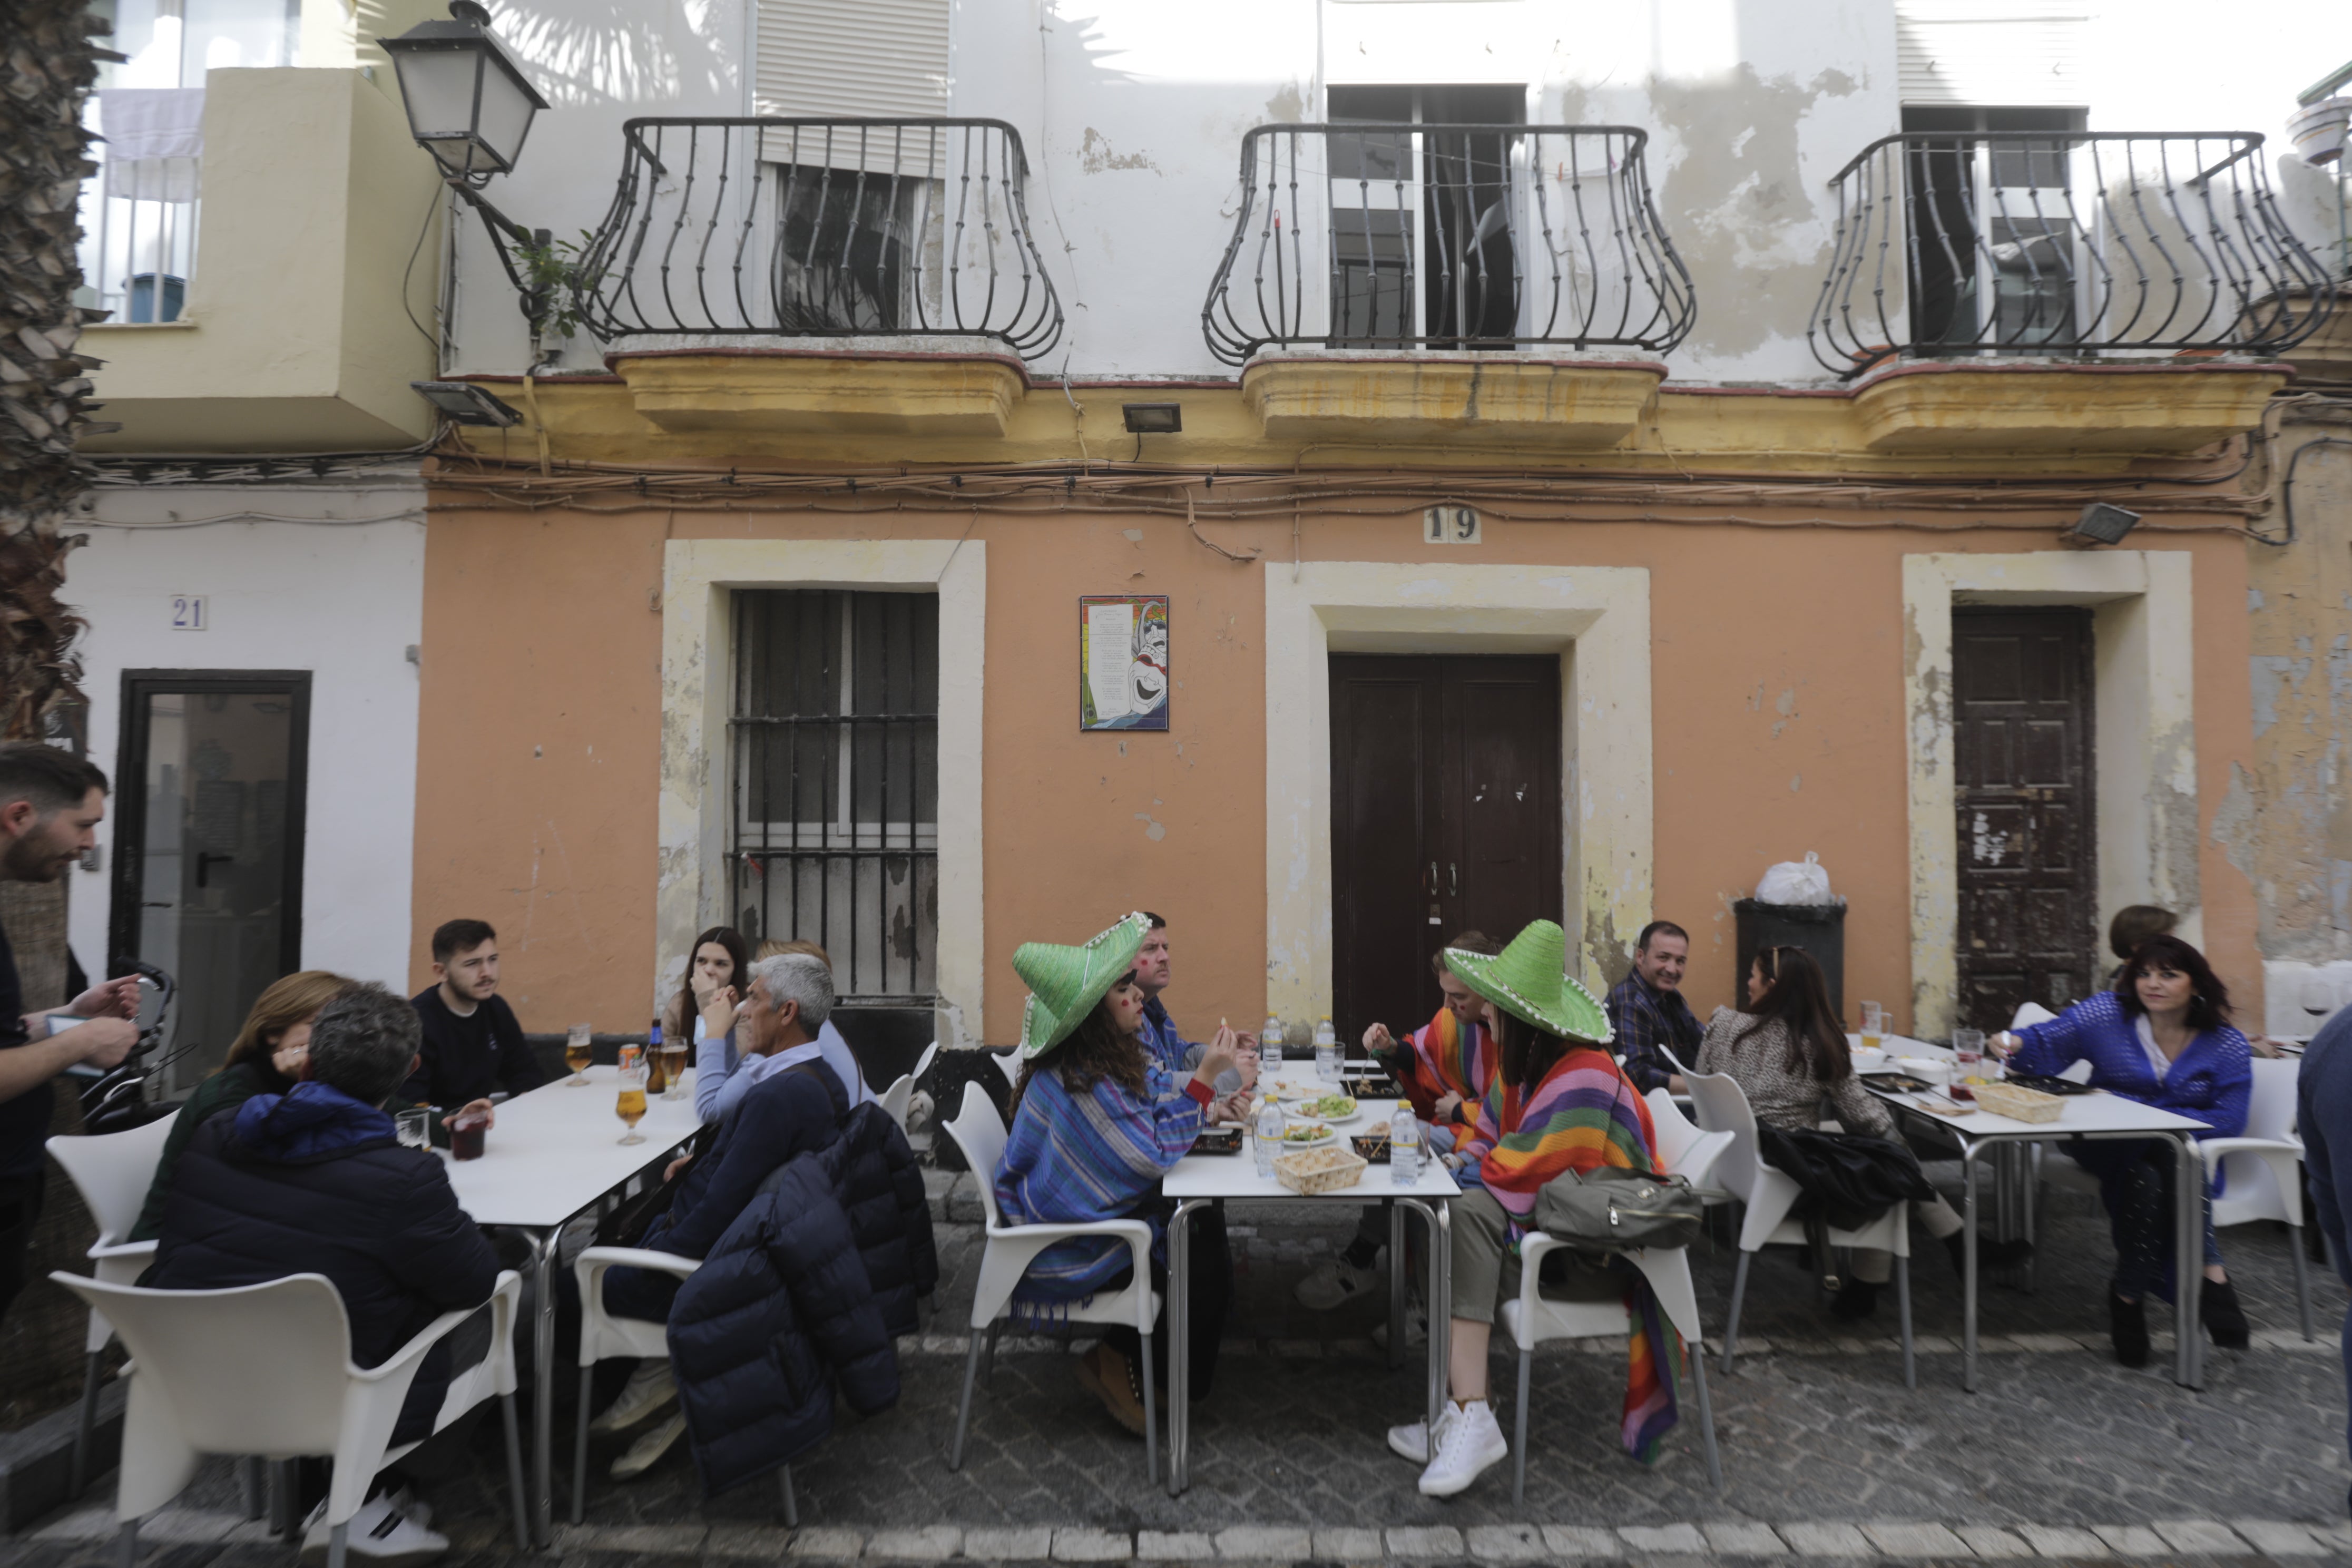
top-left (0, 743), bottom-right (140, 1321)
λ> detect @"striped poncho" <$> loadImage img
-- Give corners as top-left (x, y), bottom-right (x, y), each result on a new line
top-left (1402, 1006), bottom-right (1495, 1128)
top-left (994, 1056), bottom-right (1209, 1304)
top-left (1458, 1045), bottom-right (1679, 1461)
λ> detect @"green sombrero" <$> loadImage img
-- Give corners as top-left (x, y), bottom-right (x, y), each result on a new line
top-left (1014, 911), bottom-right (1151, 1058)
top-left (1443, 918), bottom-right (1612, 1044)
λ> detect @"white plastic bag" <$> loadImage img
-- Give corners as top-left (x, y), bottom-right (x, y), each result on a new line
top-left (1755, 851), bottom-right (1836, 906)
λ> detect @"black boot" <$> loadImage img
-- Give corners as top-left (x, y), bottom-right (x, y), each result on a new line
top-left (1944, 1232), bottom-right (2034, 1272)
top-left (1831, 1280), bottom-right (1880, 1320)
top-left (2202, 1277), bottom-right (2251, 1349)
top-left (2109, 1289), bottom-right (2150, 1368)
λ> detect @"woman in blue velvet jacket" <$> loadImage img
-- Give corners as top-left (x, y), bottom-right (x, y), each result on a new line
top-left (1994, 934), bottom-right (2252, 1367)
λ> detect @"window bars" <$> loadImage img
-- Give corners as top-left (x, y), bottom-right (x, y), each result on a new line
top-left (731, 590), bottom-right (939, 1003)
top-left (1809, 131), bottom-right (2336, 377)
top-left (1202, 123), bottom-right (1696, 365)
top-left (571, 117), bottom-right (1063, 359)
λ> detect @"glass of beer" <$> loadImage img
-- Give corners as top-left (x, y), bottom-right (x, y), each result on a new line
top-left (1858, 1001), bottom-right (1885, 1052)
top-left (565, 1023), bottom-right (593, 1085)
top-left (660, 1040), bottom-right (689, 1101)
top-left (616, 1084), bottom-right (648, 1144)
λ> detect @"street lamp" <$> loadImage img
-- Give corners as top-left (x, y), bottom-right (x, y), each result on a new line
top-left (379, 0), bottom-right (547, 185)
top-left (379, 1), bottom-right (568, 364)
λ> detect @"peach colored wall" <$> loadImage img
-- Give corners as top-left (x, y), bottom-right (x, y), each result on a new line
top-left (412, 499), bottom-right (2257, 1044)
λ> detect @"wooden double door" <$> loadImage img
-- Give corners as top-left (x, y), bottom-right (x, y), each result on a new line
top-left (1329, 654), bottom-right (1563, 1045)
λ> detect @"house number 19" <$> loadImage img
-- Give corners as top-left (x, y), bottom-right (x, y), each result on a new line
top-left (1424, 505), bottom-right (1481, 544)
top-left (170, 595), bottom-right (208, 630)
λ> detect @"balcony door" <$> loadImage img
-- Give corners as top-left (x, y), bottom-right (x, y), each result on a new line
top-left (109, 671), bottom-right (309, 1095)
top-left (1900, 106), bottom-right (2089, 350)
top-left (1329, 654), bottom-right (1562, 1045)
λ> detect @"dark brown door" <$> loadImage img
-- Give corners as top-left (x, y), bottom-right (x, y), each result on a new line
top-left (1952, 610), bottom-right (2096, 1030)
top-left (1330, 654), bottom-right (1562, 1043)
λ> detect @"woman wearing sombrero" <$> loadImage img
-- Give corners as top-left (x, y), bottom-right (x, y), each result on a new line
top-left (994, 913), bottom-right (1243, 1437)
top-left (1386, 919), bottom-right (1682, 1497)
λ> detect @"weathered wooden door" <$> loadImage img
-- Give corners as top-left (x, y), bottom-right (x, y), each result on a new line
top-left (1952, 610), bottom-right (2097, 1030)
top-left (1329, 654), bottom-right (1561, 1043)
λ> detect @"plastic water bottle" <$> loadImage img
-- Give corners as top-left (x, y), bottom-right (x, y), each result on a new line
top-left (1314, 1016), bottom-right (1339, 1082)
top-left (1261, 1015), bottom-right (1284, 1076)
top-left (1255, 1097), bottom-right (1286, 1177)
top-left (1390, 1104), bottom-right (1422, 1186)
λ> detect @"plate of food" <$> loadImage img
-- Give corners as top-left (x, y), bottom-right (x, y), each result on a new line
top-left (1298, 1092), bottom-right (1362, 1125)
top-left (1278, 1120), bottom-right (1337, 1147)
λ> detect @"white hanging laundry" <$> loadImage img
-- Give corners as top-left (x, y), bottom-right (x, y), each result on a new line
top-left (102, 89), bottom-right (205, 202)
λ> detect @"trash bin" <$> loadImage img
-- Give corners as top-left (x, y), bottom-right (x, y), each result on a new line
top-left (127, 272), bottom-right (184, 324)
top-left (1732, 898), bottom-right (1847, 1021)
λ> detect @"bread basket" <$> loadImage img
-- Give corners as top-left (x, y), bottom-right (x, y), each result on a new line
top-left (1975, 1081), bottom-right (2065, 1124)
top-left (1272, 1143), bottom-right (1368, 1195)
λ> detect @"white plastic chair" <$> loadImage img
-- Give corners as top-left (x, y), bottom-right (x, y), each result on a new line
top-left (51, 1269), bottom-right (527, 1568)
top-left (1501, 1236), bottom-right (1721, 1501)
top-left (2202, 1055), bottom-right (2315, 1340)
top-left (1685, 1072), bottom-right (1917, 1388)
top-left (1644, 1089), bottom-right (1733, 1195)
top-left (939, 1081), bottom-right (1162, 1479)
top-left (991, 1048), bottom-right (1022, 1089)
top-left (571, 1247), bottom-right (798, 1523)
top-left (880, 1041), bottom-right (942, 1131)
top-left (45, 1116), bottom-right (174, 1494)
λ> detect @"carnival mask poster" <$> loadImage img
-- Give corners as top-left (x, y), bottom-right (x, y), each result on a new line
top-left (1079, 595), bottom-right (1170, 731)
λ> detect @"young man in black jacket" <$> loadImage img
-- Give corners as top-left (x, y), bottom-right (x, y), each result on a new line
top-left (148, 983), bottom-right (499, 1563)
top-left (403, 918), bottom-right (541, 1126)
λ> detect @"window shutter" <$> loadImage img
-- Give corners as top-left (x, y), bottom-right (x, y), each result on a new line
top-left (1897, 2), bottom-right (2086, 106)
top-left (754, 0), bottom-right (950, 121)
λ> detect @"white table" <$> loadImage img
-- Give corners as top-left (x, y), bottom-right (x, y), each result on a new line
top-left (1854, 1039), bottom-right (2211, 1391)
top-left (1159, 1098), bottom-right (1459, 1495)
top-left (439, 1065), bottom-right (706, 1543)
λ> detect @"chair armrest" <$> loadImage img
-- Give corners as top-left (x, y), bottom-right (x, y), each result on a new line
top-left (576, 1246), bottom-right (705, 1279)
top-left (969, 1218), bottom-right (1157, 1328)
top-left (87, 1237), bottom-right (155, 1265)
top-left (349, 1270), bottom-right (523, 1385)
top-left (2200, 1135), bottom-right (2304, 1173)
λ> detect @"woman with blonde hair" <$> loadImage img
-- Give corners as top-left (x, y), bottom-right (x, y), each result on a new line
top-left (129, 969), bottom-right (356, 1241)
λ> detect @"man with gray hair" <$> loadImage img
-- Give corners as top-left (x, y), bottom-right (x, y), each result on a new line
top-left (691, 949), bottom-right (875, 1124)
top-left (145, 983), bottom-right (498, 1560)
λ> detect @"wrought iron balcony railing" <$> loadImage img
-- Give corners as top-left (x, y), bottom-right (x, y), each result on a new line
top-left (1202, 123), bottom-right (1694, 365)
top-left (1809, 131), bottom-right (2335, 377)
top-left (573, 118), bottom-right (1063, 359)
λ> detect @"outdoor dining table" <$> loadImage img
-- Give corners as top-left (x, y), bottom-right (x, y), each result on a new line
top-left (1855, 1036), bottom-right (2211, 1393)
top-left (439, 1064), bottom-right (706, 1545)
top-left (1160, 1094), bottom-right (1459, 1496)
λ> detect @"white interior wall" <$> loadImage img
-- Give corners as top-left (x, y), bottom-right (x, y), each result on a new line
top-left (62, 483), bottom-right (428, 996)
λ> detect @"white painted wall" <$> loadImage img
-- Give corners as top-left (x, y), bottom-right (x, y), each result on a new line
top-left (61, 479), bottom-right (428, 996)
top-left (444, 0), bottom-right (2352, 380)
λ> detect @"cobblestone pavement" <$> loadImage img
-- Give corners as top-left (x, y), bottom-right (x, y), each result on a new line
top-left (12, 1185), bottom-right (2351, 1565)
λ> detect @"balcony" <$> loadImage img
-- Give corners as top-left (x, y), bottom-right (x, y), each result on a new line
top-left (77, 68), bottom-right (445, 452)
top-left (1809, 131), bottom-right (2335, 453)
top-left (1202, 123), bottom-right (1694, 450)
top-left (574, 118), bottom-right (1063, 438)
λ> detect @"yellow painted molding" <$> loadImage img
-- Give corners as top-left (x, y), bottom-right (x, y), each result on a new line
top-left (1852, 362), bottom-right (2289, 454)
top-left (612, 349), bottom-right (1027, 437)
top-left (1240, 354), bottom-right (1664, 449)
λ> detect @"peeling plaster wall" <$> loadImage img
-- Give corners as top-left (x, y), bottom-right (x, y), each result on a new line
top-left (2246, 416), bottom-right (2352, 1028)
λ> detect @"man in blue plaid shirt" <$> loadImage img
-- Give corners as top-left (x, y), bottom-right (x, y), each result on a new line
top-left (1604, 920), bottom-right (1700, 1095)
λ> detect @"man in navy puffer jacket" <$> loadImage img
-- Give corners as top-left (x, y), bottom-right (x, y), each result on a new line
top-left (145, 983), bottom-right (498, 1560)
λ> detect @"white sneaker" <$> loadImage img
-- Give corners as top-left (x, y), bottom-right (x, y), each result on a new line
top-left (609, 1411), bottom-right (687, 1478)
top-left (1369, 1308), bottom-right (1429, 1350)
top-left (1294, 1259), bottom-right (1379, 1311)
top-left (300, 1495), bottom-right (450, 1567)
top-left (1416, 1399), bottom-right (1507, 1498)
top-left (589, 1359), bottom-right (677, 1435)
top-left (1385, 1402), bottom-right (1456, 1462)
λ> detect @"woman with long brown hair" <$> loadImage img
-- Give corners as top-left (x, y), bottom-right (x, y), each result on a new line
top-left (1694, 946), bottom-right (2026, 1320)
top-left (993, 914), bottom-right (1239, 1438)
top-left (129, 969), bottom-right (356, 1241)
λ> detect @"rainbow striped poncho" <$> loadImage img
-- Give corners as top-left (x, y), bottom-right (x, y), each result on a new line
top-left (1404, 1006), bottom-right (1495, 1126)
top-left (1459, 1047), bottom-right (1681, 1462)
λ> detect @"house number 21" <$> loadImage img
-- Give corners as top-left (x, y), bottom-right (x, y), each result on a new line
top-left (1424, 505), bottom-right (1481, 544)
top-left (170, 595), bottom-right (208, 630)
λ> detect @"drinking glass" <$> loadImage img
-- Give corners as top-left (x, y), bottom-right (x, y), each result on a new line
top-left (615, 1085), bottom-right (648, 1145)
top-left (564, 1023), bottom-right (593, 1085)
top-left (449, 1108), bottom-right (489, 1161)
top-left (660, 1043), bottom-right (689, 1101)
top-left (1951, 1027), bottom-right (1986, 1100)
top-left (1858, 1001), bottom-right (1885, 1051)
top-left (395, 1107), bottom-right (430, 1150)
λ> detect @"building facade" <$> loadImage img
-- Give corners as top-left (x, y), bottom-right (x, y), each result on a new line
top-left (66, 0), bottom-right (2352, 1069)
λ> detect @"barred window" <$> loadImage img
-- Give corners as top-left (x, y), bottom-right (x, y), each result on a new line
top-left (731, 589), bottom-right (938, 1000)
